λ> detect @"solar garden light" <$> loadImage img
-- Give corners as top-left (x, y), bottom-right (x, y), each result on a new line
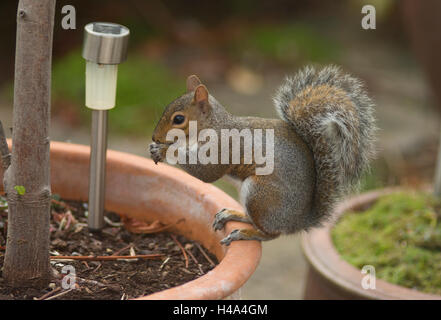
top-left (82, 22), bottom-right (130, 230)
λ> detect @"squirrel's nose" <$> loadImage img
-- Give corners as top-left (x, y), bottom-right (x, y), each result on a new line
top-left (152, 135), bottom-right (161, 144)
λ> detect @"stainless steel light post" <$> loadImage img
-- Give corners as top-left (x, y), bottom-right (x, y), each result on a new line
top-left (82, 22), bottom-right (130, 230)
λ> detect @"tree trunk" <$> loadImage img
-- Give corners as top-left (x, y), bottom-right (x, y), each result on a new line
top-left (3, 0), bottom-right (56, 288)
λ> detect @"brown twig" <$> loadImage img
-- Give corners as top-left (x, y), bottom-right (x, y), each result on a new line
top-left (45, 288), bottom-right (73, 300)
top-left (0, 121), bottom-right (11, 170)
top-left (170, 234), bottom-right (188, 268)
top-left (195, 242), bottom-right (215, 267)
top-left (93, 263), bottom-right (102, 273)
top-left (185, 247), bottom-right (204, 274)
top-left (112, 244), bottom-right (132, 256)
top-left (75, 277), bottom-right (120, 292)
top-left (124, 217), bottom-right (185, 234)
top-left (35, 287), bottom-right (61, 300)
top-left (159, 256), bottom-right (171, 271)
top-left (50, 254), bottom-right (164, 261)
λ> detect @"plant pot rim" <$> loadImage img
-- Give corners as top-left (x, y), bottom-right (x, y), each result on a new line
top-left (301, 188), bottom-right (441, 300)
top-left (2, 140), bottom-right (262, 300)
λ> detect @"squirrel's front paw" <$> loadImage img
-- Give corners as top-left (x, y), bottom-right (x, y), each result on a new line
top-left (149, 142), bottom-right (167, 164)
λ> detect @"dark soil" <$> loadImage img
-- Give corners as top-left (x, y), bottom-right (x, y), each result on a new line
top-left (0, 196), bottom-right (218, 300)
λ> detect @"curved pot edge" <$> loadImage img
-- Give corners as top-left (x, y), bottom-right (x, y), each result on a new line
top-left (2, 140), bottom-right (262, 300)
top-left (301, 188), bottom-right (441, 300)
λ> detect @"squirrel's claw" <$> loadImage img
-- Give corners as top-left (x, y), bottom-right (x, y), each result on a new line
top-left (213, 208), bottom-right (229, 231)
top-left (220, 228), bottom-right (280, 245)
top-left (213, 208), bottom-right (252, 232)
top-left (220, 229), bottom-right (241, 246)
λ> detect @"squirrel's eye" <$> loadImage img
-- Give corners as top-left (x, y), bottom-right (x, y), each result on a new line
top-left (173, 115), bottom-right (185, 125)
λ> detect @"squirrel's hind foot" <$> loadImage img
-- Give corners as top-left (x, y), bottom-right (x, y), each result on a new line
top-left (214, 209), bottom-right (279, 245)
top-left (213, 208), bottom-right (251, 231)
top-left (220, 228), bottom-right (279, 246)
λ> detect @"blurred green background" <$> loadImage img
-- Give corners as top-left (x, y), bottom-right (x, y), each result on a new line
top-left (1, 0), bottom-right (439, 224)
top-left (0, 0), bottom-right (414, 198)
top-left (1, 0), bottom-right (441, 299)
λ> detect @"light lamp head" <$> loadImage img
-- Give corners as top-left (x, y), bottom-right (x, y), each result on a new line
top-left (82, 22), bottom-right (130, 110)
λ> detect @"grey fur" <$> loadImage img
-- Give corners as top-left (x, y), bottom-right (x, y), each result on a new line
top-left (273, 65), bottom-right (377, 228)
top-left (150, 65), bottom-right (376, 241)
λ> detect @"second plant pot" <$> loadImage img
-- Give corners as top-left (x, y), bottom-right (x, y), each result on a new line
top-left (301, 189), bottom-right (441, 300)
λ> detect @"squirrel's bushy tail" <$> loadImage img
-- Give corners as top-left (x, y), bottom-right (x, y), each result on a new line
top-left (274, 65), bottom-right (376, 228)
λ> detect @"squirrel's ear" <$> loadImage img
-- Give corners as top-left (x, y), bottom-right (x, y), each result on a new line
top-left (194, 84), bottom-right (209, 112)
top-left (186, 75), bottom-right (202, 92)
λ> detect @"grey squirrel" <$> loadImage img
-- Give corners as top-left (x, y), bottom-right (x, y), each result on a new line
top-left (150, 65), bottom-right (376, 245)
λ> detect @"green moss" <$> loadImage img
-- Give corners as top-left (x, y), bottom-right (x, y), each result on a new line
top-left (332, 191), bottom-right (441, 295)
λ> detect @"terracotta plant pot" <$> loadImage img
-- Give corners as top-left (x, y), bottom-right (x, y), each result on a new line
top-left (0, 141), bottom-right (261, 299)
top-left (301, 189), bottom-right (441, 300)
